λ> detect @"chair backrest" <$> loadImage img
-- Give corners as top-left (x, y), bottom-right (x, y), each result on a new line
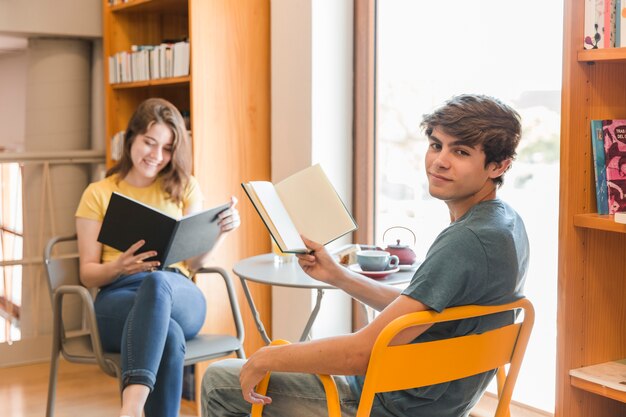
top-left (356, 298), bottom-right (534, 417)
top-left (43, 235), bottom-right (89, 335)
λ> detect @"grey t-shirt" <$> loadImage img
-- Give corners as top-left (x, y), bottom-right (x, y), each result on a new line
top-left (348, 199), bottom-right (529, 417)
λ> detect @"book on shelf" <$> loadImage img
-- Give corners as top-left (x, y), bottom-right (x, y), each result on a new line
top-left (110, 131), bottom-right (125, 161)
top-left (605, 0), bottom-right (617, 48)
top-left (97, 192), bottom-right (230, 267)
top-left (584, 0), bottom-right (606, 49)
top-left (108, 41), bottom-right (190, 84)
top-left (615, 0), bottom-right (626, 48)
top-left (602, 119), bottom-right (626, 214)
top-left (591, 120), bottom-right (609, 214)
top-left (241, 164), bottom-right (357, 253)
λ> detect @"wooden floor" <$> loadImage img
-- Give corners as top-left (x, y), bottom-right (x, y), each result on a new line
top-left (0, 360), bottom-right (197, 417)
top-left (1, 359), bottom-right (551, 417)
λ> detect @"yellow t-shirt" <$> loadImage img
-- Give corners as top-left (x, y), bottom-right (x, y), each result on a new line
top-left (75, 174), bottom-right (203, 277)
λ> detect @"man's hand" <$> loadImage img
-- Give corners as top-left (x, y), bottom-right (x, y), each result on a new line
top-left (112, 239), bottom-right (160, 277)
top-left (295, 236), bottom-right (345, 285)
top-left (239, 348), bottom-right (273, 405)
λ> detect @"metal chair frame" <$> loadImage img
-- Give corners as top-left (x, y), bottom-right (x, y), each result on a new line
top-left (44, 234), bottom-right (245, 417)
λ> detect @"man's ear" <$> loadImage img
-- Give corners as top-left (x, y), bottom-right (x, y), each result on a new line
top-left (488, 159), bottom-right (512, 179)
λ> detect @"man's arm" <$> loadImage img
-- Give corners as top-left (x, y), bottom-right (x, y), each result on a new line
top-left (296, 236), bottom-right (402, 311)
top-left (239, 294), bottom-right (432, 405)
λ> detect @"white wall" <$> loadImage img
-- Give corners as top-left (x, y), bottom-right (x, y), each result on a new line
top-left (271, 0), bottom-right (354, 341)
top-left (0, 0), bottom-right (101, 38)
top-left (0, 49), bottom-right (27, 151)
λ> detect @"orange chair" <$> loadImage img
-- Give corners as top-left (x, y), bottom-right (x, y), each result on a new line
top-left (252, 298), bottom-right (534, 417)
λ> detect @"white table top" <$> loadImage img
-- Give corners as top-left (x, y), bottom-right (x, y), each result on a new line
top-left (232, 253), bottom-right (416, 289)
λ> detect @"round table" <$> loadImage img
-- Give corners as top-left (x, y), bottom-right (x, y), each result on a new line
top-left (233, 253), bottom-right (416, 344)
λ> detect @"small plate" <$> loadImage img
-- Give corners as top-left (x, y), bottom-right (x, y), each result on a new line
top-left (348, 264), bottom-right (400, 279)
top-left (398, 262), bottom-right (420, 271)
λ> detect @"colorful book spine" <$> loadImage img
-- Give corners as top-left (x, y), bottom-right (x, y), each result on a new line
top-left (591, 120), bottom-right (609, 214)
top-left (602, 119), bottom-right (626, 214)
top-left (606, 0), bottom-right (618, 47)
top-left (585, 0), bottom-right (606, 49)
top-left (620, 0), bottom-right (626, 47)
top-left (617, 0), bottom-right (621, 46)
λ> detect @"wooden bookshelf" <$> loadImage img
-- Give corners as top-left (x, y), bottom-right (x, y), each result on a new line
top-left (557, 1), bottom-right (626, 416)
top-left (110, 75), bottom-right (190, 90)
top-left (102, 0), bottom-right (272, 412)
top-left (570, 359), bottom-right (626, 404)
top-left (578, 47), bottom-right (626, 63)
top-left (573, 213), bottom-right (626, 233)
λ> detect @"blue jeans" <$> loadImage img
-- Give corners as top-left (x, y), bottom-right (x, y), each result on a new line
top-left (201, 359), bottom-right (397, 417)
top-left (95, 270), bottom-right (206, 417)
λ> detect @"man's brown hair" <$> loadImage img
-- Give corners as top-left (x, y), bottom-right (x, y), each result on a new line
top-left (421, 94), bottom-right (522, 186)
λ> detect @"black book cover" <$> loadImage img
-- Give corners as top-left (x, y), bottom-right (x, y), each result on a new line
top-left (97, 192), bottom-right (229, 267)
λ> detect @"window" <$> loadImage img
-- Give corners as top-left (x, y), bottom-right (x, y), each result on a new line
top-left (0, 162), bottom-right (23, 344)
top-left (356, 0), bottom-right (563, 412)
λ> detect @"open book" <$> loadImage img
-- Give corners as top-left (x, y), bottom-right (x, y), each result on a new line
top-left (97, 192), bottom-right (230, 267)
top-left (242, 164), bottom-right (357, 253)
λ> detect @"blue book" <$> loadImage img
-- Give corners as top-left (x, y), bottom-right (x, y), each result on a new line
top-left (591, 119), bottom-right (609, 214)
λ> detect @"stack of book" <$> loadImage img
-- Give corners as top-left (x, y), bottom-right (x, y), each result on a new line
top-left (108, 41), bottom-right (190, 84)
top-left (584, 0), bottom-right (626, 49)
top-left (590, 119), bottom-right (626, 219)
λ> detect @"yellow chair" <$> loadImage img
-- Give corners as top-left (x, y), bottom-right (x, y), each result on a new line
top-left (252, 298), bottom-right (534, 417)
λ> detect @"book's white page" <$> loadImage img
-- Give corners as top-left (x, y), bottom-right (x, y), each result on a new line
top-left (275, 164), bottom-right (356, 245)
top-left (248, 181), bottom-right (307, 251)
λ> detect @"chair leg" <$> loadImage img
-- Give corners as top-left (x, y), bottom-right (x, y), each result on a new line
top-left (46, 351), bottom-right (60, 417)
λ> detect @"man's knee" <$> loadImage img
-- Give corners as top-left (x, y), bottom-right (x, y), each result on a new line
top-left (202, 358), bottom-right (243, 392)
top-left (201, 359), bottom-right (247, 417)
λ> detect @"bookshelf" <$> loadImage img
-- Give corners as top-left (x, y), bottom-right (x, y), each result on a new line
top-left (102, 0), bottom-right (271, 411)
top-left (557, 1), bottom-right (626, 416)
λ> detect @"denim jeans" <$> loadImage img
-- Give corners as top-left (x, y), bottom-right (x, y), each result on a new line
top-left (201, 359), bottom-right (397, 417)
top-left (95, 270), bottom-right (206, 417)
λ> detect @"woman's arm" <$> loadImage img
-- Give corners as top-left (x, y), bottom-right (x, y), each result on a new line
top-left (185, 196), bottom-right (241, 271)
top-left (76, 217), bottom-right (160, 288)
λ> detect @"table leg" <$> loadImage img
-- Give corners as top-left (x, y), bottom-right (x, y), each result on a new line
top-left (238, 277), bottom-right (272, 345)
top-left (299, 288), bottom-right (325, 342)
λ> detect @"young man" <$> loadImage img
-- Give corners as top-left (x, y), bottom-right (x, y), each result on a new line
top-left (202, 94), bottom-right (529, 417)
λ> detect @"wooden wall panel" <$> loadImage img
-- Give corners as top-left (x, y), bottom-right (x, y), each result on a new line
top-left (190, 0), bottom-right (271, 358)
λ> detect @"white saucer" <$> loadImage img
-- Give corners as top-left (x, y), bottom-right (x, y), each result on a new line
top-left (348, 264), bottom-right (400, 279)
top-left (398, 262), bottom-right (421, 271)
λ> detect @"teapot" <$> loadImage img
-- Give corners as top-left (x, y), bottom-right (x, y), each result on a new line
top-left (383, 226), bottom-right (417, 266)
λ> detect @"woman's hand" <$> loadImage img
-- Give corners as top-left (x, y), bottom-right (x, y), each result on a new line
top-left (296, 236), bottom-right (345, 285)
top-left (218, 196), bottom-right (241, 233)
top-left (112, 239), bottom-right (160, 277)
top-left (239, 348), bottom-right (272, 405)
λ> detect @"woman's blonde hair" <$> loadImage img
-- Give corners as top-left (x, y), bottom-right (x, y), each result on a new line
top-left (107, 98), bottom-right (191, 204)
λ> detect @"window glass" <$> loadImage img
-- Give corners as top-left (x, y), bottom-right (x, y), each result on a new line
top-left (375, 0), bottom-right (563, 411)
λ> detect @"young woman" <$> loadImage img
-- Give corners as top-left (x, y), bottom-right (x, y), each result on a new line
top-left (75, 98), bottom-right (240, 417)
